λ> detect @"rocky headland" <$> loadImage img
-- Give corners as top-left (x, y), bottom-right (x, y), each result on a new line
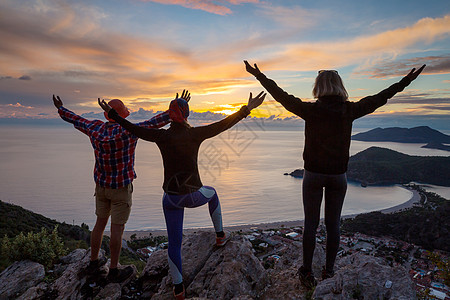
top-left (286, 147), bottom-right (450, 187)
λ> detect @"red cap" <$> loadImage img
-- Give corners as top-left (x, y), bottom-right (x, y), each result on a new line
top-left (104, 99), bottom-right (130, 122)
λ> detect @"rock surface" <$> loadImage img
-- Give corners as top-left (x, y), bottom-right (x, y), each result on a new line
top-left (0, 260), bottom-right (45, 299)
top-left (313, 253), bottom-right (416, 299)
top-left (0, 231), bottom-right (417, 299)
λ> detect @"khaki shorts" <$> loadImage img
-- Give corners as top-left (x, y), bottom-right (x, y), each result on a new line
top-left (95, 183), bottom-right (133, 225)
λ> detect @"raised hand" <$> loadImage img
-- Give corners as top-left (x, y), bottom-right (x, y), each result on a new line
top-left (176, 89), bottom-right (191, 102)
top-left (244, 60), bottom-right (262, 76)
top-left (98, 98), bottom-right (112, 113)
top-left (247, 91), bottom-right (266, 111)
top-left (52, 95), bottom-right (63, 109)
top-left (406, 64), bottom-right (426, 81)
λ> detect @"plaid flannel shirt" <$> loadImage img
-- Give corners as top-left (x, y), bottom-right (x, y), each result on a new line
top-left (58, 106), bottom-right (170, 189)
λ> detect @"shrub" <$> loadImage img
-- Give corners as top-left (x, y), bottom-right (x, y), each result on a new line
top-left (1, 226), bottom-right (67, 269)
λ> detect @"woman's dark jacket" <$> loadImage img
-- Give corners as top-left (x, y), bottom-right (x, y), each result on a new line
top-left (255, 73), bottom-right (411, 175)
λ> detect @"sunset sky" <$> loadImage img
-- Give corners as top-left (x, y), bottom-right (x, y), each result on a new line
top-left (0, 0), bottom-right (449, 123)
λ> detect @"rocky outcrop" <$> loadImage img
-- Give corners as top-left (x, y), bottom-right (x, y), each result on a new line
top-left (0, 231), bottom-right (417, 299)
top-left (140, 231), bottom-right (269, 299)
top-left (313, 253), bottom-right (416, 299)
top-left (0, 260), bottom-right (45, 299)
top-left (0, 248), bottom-right (137, 300)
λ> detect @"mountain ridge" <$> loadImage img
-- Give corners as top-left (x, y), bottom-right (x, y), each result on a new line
top-left (352, 126), bottom-right (450, 145)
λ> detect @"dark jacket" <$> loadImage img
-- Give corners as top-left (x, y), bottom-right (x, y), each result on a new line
top-left (256, 73), bottom-right (411, 174)
top-left (109, 106), bottom-right (250, 194)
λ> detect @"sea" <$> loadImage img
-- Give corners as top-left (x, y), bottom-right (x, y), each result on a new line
top-left (1, 123), bottom-right (449, 231)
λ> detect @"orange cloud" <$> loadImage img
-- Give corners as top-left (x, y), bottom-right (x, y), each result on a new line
top-left (261, 15), bottom-right (450, 73)
top-left (141, 0), bottom-right (259, 15)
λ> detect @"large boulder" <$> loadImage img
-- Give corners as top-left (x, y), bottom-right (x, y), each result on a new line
top-left (0, 260), bottom-right (45, 299)
top-left (260, 240), bottom-right (325, 299)
top-left (187, 234), bottom-right (268, 299)
top-left (313, 253), bottom-right (417, 299)
top-left (50, 248), bottom-right (93, 299)
top-left (141, 231), bottom-right (269, 299)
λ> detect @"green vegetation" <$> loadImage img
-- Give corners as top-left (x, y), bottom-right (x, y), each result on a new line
top-left (347, 147), bottom-right (450, 186)
top-left (1, 226), bottom-right (67, 269)
top-left (0, 200), bottom-right (142, 273)
top-left (342, 185), bottom-right (450, 252)
top-left (0, 200), bottom-right (91, 249)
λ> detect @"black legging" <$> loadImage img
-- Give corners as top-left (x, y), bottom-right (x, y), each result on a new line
top-left (302, 170), bottom-right (347, 272)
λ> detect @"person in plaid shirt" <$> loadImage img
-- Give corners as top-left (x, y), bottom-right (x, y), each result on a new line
top-left (52, 91), bottom-right (189, 282)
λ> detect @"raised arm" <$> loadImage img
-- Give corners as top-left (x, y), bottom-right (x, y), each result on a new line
top-left (244, 60), bottom-right (305, 117)
top-left (351, 65), bottom-right (426, 119)
top-left (98, 98), bottom-right (163, 142)
top-left (53, 95), bottom-right (100, 135)
top-left (193, 91), bottom-right (266, 141)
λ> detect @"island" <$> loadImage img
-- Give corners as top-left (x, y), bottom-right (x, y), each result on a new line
top-left (351, 126), bottom-right (450, 152)
top-left (285, 146), bottom-right (450, 187)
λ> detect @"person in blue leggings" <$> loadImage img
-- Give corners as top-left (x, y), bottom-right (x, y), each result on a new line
top-left (99, 90), bottom-right (266, 299)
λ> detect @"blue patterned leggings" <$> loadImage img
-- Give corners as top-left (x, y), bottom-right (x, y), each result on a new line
top-left (162, 186), bottom-right (223, 284)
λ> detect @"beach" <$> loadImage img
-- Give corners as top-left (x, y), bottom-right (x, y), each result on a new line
top-left (113, 186), bottom-right (421, 241)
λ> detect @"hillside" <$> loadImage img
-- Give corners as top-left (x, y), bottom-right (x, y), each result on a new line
top-left (286, 147), bottom-right (450, 186)
top-left (352, 126), bottom-right (450, 144)
top-left (347, 147), bottom-right (450, 186)
top-left (0, 200), bottom-right (90, 241)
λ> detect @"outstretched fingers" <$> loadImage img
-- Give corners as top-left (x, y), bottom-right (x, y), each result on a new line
top-left (244, 60), bottom-right (261, 76)
top-left (98, 98), bottom-right (112, 113)
top-left (181, 89), bottom-right (191, 102)
top-left (407, 64), bottom-right (426, 81)
top-left (52, 94), bottom-right (63, 108)
top-left (247, 91), bottom-right (266, 110)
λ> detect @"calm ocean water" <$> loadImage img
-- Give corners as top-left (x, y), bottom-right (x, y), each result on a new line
top-left (0, 124), bottom-right (449, 231)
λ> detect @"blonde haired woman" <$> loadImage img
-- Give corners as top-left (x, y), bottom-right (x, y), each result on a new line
top-left (245, 61), bottom-right (425, 288)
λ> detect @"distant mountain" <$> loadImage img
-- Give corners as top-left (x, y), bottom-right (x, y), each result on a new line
top-left (352, 126), bottom-right (450, 144)
top-left (286, 147), bottom-right (450, 186)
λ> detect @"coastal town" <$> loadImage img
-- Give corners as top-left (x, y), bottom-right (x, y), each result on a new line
top-left (131, 223), bottom-right (449, 299)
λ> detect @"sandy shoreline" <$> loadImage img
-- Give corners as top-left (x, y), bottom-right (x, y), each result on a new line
top-left (107, 186), bottom-right (421, 241)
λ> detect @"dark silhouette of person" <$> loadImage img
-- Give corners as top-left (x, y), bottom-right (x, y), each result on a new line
top-left (53, 92), bottom-right (187, 282)
top-left (99, 90), bottom-right (266, 299)
top-left (245, 60), bottom-right (425, 288)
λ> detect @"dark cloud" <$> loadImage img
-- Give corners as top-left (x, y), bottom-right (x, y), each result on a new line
top-left (19, 75), bottom-right (31, 80)
top-left (0, 76), bottom-right (13, 80)
top-left (357, 55), bottom-right (450, 78)
top-left (392, 95), bottom-right (450, 105)
top-left (416, 105), bottom-right (450, 111)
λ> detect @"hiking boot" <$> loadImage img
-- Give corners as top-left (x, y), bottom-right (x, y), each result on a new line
top-left (107, 266), bottom-right (134, 283)
top-left (173, 283), bottom-right (185, 300)
top-left (78, 256), bottom-right (107, 278)
top-left (298, 266), bottom-right (317, 289)
top-left (216, 231), bottom-right (231, 247)
top-left (322, 266), bottom-right (335, 280)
